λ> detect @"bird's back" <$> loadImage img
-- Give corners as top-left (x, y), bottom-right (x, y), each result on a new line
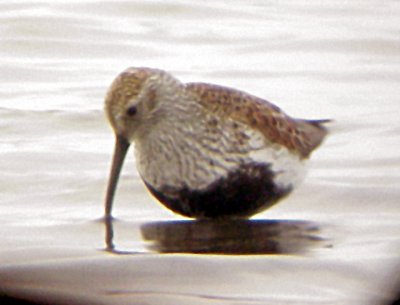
top-left (185, 82), bottom-right (329, 159)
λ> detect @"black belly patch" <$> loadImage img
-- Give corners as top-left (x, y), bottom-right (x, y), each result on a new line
top-left (143, 163), bottom-right (292, 219)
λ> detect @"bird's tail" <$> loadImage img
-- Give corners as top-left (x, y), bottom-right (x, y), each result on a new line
top-left (297, 118), bottom-right (332, 153)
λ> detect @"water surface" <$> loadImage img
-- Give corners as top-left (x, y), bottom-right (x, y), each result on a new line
top-left (1, 1), bottom-right (400, 304)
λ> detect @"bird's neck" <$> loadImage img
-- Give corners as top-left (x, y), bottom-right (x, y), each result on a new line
top-left (134, 100), bottom-right (222, 190)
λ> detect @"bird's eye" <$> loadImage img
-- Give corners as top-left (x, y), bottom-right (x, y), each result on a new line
top-left (126, 105), bottom-right (137, 116)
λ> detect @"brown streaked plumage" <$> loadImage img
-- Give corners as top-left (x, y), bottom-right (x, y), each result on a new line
top-left (104, 67), bottom-right (330, 219)
top-left (185, 83), bottom-right (328, 159)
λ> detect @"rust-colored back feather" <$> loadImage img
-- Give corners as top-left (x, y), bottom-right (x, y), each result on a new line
top-left (185, 82), bottom-right (329, 159)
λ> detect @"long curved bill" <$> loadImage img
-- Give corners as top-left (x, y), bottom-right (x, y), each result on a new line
top-left (105, 135), bottom-right (130, 219)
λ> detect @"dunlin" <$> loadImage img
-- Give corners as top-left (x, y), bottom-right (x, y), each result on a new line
top-left (104, 67), bottom-right (329, 219)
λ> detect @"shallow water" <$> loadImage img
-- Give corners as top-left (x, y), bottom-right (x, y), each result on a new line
top-left (1, 1), bottom-right (400, 304)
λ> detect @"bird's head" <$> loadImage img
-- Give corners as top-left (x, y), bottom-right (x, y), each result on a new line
top-left (105, 67), bottom-right (169, 142)
top-left (103, 67), bottom-right (183, 218)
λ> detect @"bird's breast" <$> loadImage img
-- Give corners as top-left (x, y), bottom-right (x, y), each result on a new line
top-left (135, 116), bottom-right (305, 194)
top-left (134, 117), bottom-right (306, 218)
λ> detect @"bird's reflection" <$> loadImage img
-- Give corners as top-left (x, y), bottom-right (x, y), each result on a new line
top-left (105, 217), bottom-right (326, 255)
top-left (104, 217), bottom-right (115, 252)
top-left (104, 217), bottom-right (140, 255)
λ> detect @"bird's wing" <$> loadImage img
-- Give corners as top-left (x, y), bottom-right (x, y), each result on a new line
top-left (185, 82), bottom-right (329, 159)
